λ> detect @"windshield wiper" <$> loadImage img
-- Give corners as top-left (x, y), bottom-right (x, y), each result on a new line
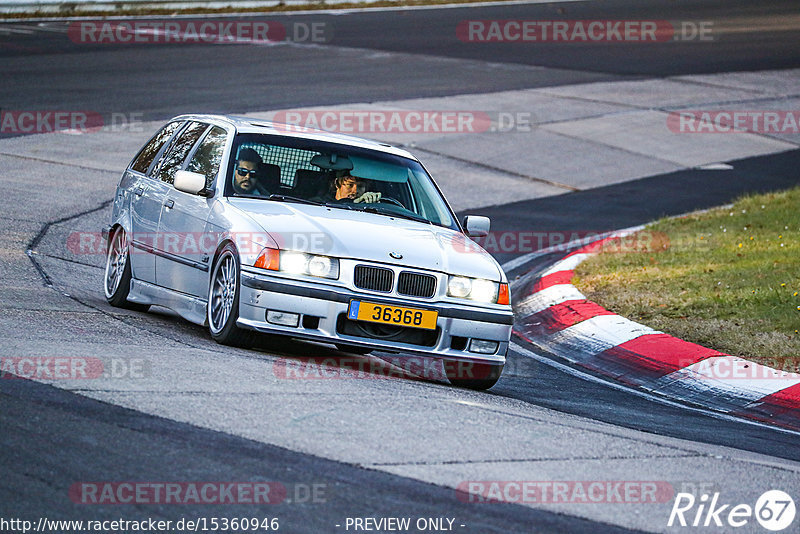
top-left (358, 205), bottom-right (432, 224)
top-left (323, 201), bottom-right (357, 210)
top-left (267, 194), bottom-right (322, 206)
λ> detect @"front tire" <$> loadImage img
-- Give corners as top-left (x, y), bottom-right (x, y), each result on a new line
top-left (104, 227), bottom-right (149, 312)
top-left (335, 343), bottom-right (373, 355)
top-left (446, 361), bottom-right (504, 390)
top-left (208, 243), bottom-right (256, 348)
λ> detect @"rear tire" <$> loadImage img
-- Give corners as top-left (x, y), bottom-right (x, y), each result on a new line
top-left (208, 243), bottom-right (257, 348)
top-left (104, 226), bottom-right (150, 312)
top-left (446, 361), bottom-right (503, 390)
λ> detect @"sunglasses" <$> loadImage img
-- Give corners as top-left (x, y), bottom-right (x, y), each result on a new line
top-left (236, 167), bottom-right (258, 177)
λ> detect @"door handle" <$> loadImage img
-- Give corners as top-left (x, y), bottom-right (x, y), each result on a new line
top-left (134, 187), bottom-right (144, 196)
top-left (164, 199), bottom-right (175, 209)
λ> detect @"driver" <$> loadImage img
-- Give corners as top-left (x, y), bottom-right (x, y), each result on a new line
top-left (232, 148), bottom-right (264, 195)
top-left (318, 174), bottom-right (381, 203)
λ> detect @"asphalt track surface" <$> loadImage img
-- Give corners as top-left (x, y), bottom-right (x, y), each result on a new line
top-left (1, 0), bottom-right (799, 122)
top-left (2, 1), bottom-right (800, 532)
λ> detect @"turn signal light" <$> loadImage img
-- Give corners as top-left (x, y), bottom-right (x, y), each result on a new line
top-left (497, 283), bottom-right (510, 305)
top-left (254, 248), bottom-right (280, 271)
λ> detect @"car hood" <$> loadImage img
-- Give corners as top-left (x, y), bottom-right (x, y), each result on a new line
top-left (227, 199), bottom-right (503, 280)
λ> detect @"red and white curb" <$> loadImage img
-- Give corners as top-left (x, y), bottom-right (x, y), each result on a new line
top-left (511, 236), bottom-right (800, 432)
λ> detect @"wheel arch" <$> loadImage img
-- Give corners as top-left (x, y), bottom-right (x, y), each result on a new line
top-left (106, 222), bottom-right (124, 248)
top-left (210, 238), bottom-right (240, 275)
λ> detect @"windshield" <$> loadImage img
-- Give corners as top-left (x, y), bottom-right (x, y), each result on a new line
top-left (225, 133), bottom-right (458, 230)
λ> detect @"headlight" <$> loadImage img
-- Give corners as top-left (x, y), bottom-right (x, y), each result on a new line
top-left (447, 276), bottom-right (472, 298)
top-left (471, 278), bottom-right (497, 302)
top-left (280, 251), bottom-right (308, 274)
top-left (308, 255), bottom-right (334, 278)
top-left (254, 248), bottom-right (339, 280)
top-left (447, 275), bottom-right (509, 305)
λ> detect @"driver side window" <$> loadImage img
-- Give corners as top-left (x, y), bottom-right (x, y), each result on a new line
top-left (187, 126), bottom-right (228, 188)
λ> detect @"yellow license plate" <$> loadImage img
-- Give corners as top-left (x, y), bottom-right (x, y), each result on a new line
top-left (347, 300), bottom-right (438, 330)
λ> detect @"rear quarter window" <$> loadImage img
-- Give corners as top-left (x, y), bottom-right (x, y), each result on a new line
top-left (130, 121), bottom-right (182, 174)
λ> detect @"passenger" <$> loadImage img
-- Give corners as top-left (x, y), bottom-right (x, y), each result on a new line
top-left (232, 148), bottom-right (263, 195)
top-left (316, 174), bottom-right (381, 203)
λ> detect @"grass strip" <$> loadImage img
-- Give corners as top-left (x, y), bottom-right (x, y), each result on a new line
top-left (573, 186), bottom-right (800, 373)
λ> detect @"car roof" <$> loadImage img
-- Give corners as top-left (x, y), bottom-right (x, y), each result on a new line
top-left (171, 114), bottom-right (419, 162)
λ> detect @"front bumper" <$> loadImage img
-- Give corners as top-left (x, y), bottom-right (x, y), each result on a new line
top-left (238, 270), bottom-right (512, 364)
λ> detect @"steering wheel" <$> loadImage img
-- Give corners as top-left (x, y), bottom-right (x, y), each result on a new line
top-left (379, 197), bottom-right (404, 208)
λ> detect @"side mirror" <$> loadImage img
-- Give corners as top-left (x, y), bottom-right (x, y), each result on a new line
top-left (174, 170), bottom-right (208, 196)
top-left (463, 215), bottom-right (490, 238)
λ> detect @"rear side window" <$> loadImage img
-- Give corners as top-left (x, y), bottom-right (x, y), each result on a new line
top-left (130, 121), bottom-right (181, 174)
top-left (155, 122), bottom-right (208, 185)
top-left (186, 126), bottom-right (228, 188)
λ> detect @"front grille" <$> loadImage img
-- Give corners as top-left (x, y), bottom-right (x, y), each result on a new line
top-left (353, 265), bottom-right (394, 292)
top-left (397, 271), bottom-right (437, 298)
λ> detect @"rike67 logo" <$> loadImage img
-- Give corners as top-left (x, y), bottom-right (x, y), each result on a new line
top-left (668, 490), bottom-right (795, 531)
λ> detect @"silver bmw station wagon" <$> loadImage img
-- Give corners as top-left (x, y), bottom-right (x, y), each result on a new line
top-left (103, 115), bottom-right (513, 389)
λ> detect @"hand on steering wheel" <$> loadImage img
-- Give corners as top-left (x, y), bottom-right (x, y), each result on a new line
top-left (353, 191), bottom-right (381, 203)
